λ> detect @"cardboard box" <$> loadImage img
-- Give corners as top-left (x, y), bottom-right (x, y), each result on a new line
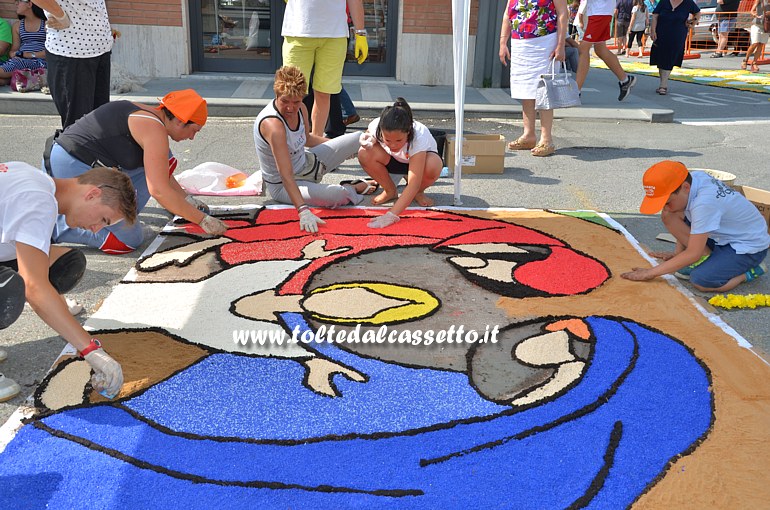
top-left (444, 134), bottom-right (505, 174)
top-left (735, 185), bottom-right (770, 234)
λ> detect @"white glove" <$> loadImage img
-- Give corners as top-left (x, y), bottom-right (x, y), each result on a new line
top-left (299, 208), bottom-right (326, 233)
top-left (84, 348), bottom-right (123, 398)
top-left (185, 194), bottom-right (210, 214)
top-left (359, 131), bottom-right (375, 149)
top-left (47, 10), bottom-right (71, 30)
top-left (200, 215), bottom-right (228, 235)
top-left (368, 211), bottom-right (400, 229)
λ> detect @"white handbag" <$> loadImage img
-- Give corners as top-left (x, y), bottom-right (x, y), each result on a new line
top-left (535, 59), bottom-right (581, 111)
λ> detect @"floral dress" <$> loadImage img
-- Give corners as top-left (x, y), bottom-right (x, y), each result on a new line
top-left (509, 0), bottom-right (559, 39)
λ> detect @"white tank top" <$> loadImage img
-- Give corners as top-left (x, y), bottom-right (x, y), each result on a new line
top-left (253, 100), bottom-right (307, 184)
top-left (281, 0), bottom-right (349, 38)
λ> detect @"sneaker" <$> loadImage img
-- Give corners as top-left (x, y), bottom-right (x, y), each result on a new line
top-left (745, 263), bottom-right (767, 282)
top-left (0, 373), bottom-right (21, 402)
top-left (618, 75), bottom-right (636, 101)
top-left (674, 254), bottom-right (710, 280)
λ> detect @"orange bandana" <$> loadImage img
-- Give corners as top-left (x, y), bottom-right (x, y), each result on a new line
top-left (156, 89), bottom-right (208, 126)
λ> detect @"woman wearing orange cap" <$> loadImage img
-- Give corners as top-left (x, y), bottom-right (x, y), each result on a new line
top-left (44, 89), bottom-right (227, 254)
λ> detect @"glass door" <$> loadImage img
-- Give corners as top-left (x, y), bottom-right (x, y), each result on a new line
top-left (343, 0), bottom-right (396, 76)
top-left (189, 0), bottom-right (396, 75)
top-left (190, 0), bottom-right (282, 73)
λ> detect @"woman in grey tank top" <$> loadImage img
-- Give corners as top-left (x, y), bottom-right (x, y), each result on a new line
top-left (253, 66), bottom-right (373, 234)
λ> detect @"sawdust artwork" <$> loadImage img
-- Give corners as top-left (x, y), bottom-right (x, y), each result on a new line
top-left (1, 207), bottom-right (769, 509)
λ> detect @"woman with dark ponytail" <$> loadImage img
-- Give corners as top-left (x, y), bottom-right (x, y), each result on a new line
top-left (358, 97), bottom-right (442, 229)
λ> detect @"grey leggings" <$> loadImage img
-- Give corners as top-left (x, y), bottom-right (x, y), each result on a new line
top-left (266, 132), bottom-right (364, 208)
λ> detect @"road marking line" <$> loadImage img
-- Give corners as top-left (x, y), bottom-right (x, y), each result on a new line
top-left (679, 119), bottom-right (770, 125)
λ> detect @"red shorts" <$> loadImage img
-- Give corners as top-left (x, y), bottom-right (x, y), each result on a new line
top-left (582, 15), bottom-right (612, 43)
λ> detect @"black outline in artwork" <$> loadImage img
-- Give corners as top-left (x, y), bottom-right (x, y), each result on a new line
top-left (464, 317), bottom-right (596, 407)
top-left (301, 281), bottom-right (442, 327)
top-left (565, 421), bottom-right (624, 509)
top-left (134, 238), bottom-right (232, 273)
top-left (31, 421), bottom-right (423, 498)
top-left (33, 357), bottom-right (91, 410)
top-left (23, 208), bottom-right (717, 504)
top-left (419, 318), bottom-right (640, 467)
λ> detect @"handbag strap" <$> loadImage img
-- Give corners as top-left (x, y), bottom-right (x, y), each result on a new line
top-left (548, 58), bottom-right (569, 78)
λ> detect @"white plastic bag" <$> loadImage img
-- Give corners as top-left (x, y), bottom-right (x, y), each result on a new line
top-left (175, 162), bottom-right (263, 196)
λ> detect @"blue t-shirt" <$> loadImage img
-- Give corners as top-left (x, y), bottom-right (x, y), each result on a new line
top-left (685, 171), bottom-right (770, 255)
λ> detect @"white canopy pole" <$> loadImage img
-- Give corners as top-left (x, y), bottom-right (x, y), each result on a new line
top-left (451, 0), bottom-right (471, 206)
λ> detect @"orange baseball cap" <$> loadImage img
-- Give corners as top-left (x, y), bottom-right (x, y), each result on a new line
top-left (156, 89), bottom-right (208, 126)
top-left (639, 160), bottom-right (689, 214)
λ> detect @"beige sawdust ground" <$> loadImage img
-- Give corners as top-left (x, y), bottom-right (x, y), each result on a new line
top-left (464, 210), bottom-right (770, 509)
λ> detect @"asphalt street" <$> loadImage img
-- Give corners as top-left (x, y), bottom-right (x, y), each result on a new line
top-left (1, 72), bottom-right (769, 425)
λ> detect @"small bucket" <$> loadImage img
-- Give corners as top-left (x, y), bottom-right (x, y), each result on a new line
top-left (692, 168), bottom-right (736, 187)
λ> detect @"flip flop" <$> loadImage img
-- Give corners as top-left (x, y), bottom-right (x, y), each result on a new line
top-left (507, 136), bottom-right (537, 151)
top-left (531, 142), bottom-right (555, 157)
top-left (340, 178), bottom-right (379, 195)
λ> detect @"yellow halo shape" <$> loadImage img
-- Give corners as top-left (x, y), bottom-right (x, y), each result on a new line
top-left (303, 282), bottom-right (439, 325)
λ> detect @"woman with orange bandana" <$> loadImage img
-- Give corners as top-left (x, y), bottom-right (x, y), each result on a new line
top-left (44, 89), bottom-right (227, 254)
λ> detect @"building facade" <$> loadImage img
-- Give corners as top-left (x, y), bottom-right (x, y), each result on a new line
top-left (1, 0), bottom-right (509, 87)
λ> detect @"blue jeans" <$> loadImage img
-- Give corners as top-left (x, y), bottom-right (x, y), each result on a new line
top-left (47, 143), bottom-right (150, 250)
top-left (339, 87), bottom-right (357, 118)
top-left (690, 239), bottom-right (768, 288)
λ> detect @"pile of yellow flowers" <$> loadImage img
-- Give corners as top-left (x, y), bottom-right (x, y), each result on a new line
top-left (708, 294), bottom-right (770, 310)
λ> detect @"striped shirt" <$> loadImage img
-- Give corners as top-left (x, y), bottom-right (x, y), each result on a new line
top-left (19, 19), bottom-right (46, 54)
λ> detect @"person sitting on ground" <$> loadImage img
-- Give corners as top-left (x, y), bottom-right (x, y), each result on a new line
top-left (357, 97), bottom-right (442, 229)
top-left (45, 88), bottom-right (227, 254)
top-left (0, 18), bottom-right (12, 64)
top-left (565, 35), bottom-right (580, 71)
top-left (0, 0), bottom-right (47, 86)
top-left (621, 161), bottom-right (769, 292)
top-left (0, 161), bottom-right (137, 401)
top-left (743, 0), bottom-right (769, 72)
top-left (254, 65), bottom-right (374, 234)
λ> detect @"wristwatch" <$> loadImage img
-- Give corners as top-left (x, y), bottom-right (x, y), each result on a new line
top-left (355, 28), bottom-right (367, 36)
top-left (79, 338), bottom-right (103, 357)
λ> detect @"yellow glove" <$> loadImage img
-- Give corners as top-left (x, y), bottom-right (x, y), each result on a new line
top-left (354, 33), bottom-right (369, 64)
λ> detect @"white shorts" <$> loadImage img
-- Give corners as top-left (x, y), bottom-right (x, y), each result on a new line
top-left (750, 24), bottom-right (769, 44)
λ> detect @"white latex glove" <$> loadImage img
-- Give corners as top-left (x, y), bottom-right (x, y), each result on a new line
top-left (368, 211), bottom-right (400, 229)
top-left (84, 348), bottom-right (124, 398)
top-left (47, 10), bottom-right (71, 30)
top-left (185, 194), bottom-right (210, 214)
top-left (299, 209), bottom-right (326, 233)
top-left (200, 215), bottom-right (228, 235)
top-left (359, 131), bottom-right (375, 149)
